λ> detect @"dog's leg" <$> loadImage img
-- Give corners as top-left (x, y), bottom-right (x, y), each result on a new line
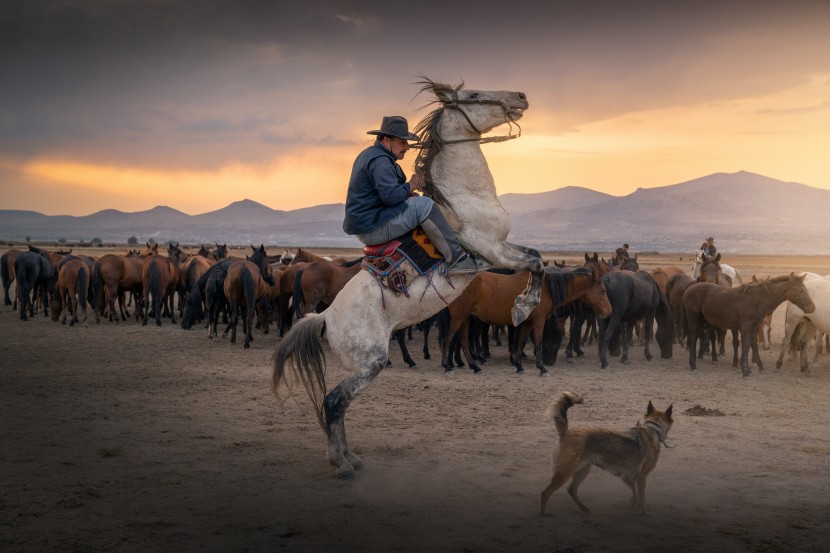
top-left (540, 462), bottom-right (577, 516)
top-left (622, 475), bottom-right (637, 509)
top-left (635, 477), bottom-right (654, 516)
top-left (567, 463), bottom-right (593, 515)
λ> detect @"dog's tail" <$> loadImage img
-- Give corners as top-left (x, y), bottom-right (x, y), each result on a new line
top-left (544, 391), bottom-right (584, 439)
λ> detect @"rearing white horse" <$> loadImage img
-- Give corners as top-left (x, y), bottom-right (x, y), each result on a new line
top-left (271, 79), bottom-right (543, 479)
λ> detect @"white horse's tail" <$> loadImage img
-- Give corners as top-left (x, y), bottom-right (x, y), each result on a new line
top-left (733, 268), bottom-right (744, 285)
top-left (271, 313), bottom-right (328, 431)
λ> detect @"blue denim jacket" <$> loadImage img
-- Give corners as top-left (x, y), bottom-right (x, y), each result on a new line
top-left (342, 142), bottom-right (411, 235)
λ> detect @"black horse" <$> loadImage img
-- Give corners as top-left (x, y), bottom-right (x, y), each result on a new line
top-left (13, 250), bottom-right (54, 320)
top-left (181, 259), bottom-right (233, 330)
top-left (598, 271), bottom-right (673, 368)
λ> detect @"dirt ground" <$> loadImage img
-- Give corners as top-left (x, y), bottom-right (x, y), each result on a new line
top-left (2, 249), bottom-right (830, 553)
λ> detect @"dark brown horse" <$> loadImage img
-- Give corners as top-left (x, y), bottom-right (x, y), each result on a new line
top-left (292, 258), bottom-right (363, 318)
top-left (682, 273), bottom-right (815, 377)
top-left (177, 255), bottom-right (215, 318)
top-left (440, 267), bottom-right (612, 375)
top-left (275, 262), bottom-right (306, 336)
top-left (141, 244), bottom-right (180, 326)
top-left (13, 248), bottom-right (55, 320)
top-left (222, 245), bottom-right (276, 348)
top-left (49, 258), bottom-right (91, 327)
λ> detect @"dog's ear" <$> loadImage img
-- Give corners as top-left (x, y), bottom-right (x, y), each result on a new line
top-left (646, 400), bottom-right (655, 415)
top-left (666, 404), bottom-right (673, 420)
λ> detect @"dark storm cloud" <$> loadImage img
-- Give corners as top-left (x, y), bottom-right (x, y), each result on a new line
top-left (1, 0), bottom-right (829, 169)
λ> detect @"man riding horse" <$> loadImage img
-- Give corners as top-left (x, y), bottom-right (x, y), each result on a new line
top-left (342, 115), bottom-right (487, 275)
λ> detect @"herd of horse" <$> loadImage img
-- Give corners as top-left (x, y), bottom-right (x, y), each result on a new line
top-left (3, 79), bottom-right (826, 481)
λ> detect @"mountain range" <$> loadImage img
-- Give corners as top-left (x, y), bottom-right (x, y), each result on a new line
top-left (1, 171), bottom-right (827, 254)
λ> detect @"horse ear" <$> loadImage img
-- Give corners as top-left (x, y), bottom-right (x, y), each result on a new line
top-left (666, 404), bottom-right (673, 420)
top-left (250, 245), bottom-right (256, 252)
top-left (647, 400), bottom-right (655, 415)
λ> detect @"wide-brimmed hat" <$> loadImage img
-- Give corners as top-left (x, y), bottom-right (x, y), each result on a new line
top-left (367, 116), bottom-right (419, 141)
top-left (706, 236), bottom-right (714, 242)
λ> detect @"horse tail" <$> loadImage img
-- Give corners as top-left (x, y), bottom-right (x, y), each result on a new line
top-left (544, 391), bottom-right (583, 440)
top-left (241, 265), bottom-right (256, 321)
top-left (90, 261), bottom-right (104, 315)
top-left (292, 268), bottom-right (305, 319)
top-left (270, 313), bottom-right (328, 430)
top-left (76, 265), bottom-right (88, 311)
top-left (148, 261), bottom-right (162, 319)
top-left (1, 253), bottom-right (11, 304)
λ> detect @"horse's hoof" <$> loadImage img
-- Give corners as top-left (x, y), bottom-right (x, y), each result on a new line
top-left (621, 359), bottom-right (630, 365)
top-left (516, 368), bottom-right (524, 374)
top-left (443, 369), bottom-right (455, 376)
top-left (335, 469), bottom-right (356, 480)
top-left (539, 370), bottom-right (549, 377)
top-left (600, 362), bottom-right (608, 369)
top-left (408, 364), bottom-right (418, 370)
top-left (566, 357), bottom-right (574, 364)
top-left (645, 354), bottom-right (653, 361)
top-left (423, 353), bottom-right (431, 360)
top-left (472, 367), bottom-right (482, 375)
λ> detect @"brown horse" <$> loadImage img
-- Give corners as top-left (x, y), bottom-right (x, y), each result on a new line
top-left (651, 266), bottom-right (685, 295)
top-left (275, 262), bottom-right (306, 336)
top-left (91, 245), bottom-right (153, 323)
top-left (223, 245), bottom-right (276, 348)
top-left (292, 258), bottom-right (363, 317)
top-left (682, 273), bottom-right (815, 377)
top-left (49, 258), bottom-right (91, 326)
top-left (440, 267), bottom-right (612, 375)
top-left (1, 248), bottom-right (22, 307)
top-left (141, 244), bottom-right (180, 326)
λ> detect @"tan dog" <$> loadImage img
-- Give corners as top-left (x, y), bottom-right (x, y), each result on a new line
top-left (540, 392), bottom-right (673, 516)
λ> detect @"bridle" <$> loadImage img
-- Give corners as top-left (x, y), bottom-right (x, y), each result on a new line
top-left (431, 91), bottom-right (523, 146)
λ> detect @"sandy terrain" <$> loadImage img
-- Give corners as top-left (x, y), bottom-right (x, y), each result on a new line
top-left (2, 248), bottom-right (830, 553)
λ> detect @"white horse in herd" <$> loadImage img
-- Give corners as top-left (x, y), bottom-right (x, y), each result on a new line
top-left (775, 272), bottom-right (830, 373)
top-left (692, 250), bottom-right (744, 286)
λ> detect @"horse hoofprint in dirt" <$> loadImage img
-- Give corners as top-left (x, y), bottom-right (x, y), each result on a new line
top-left (271, 79), bottom-right (540, 479)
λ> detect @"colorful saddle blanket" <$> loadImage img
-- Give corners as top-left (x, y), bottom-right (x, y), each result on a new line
top-left (362, 227), bottom-right (443, 275)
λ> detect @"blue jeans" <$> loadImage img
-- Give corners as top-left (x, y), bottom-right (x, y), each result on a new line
top-left (357, 195), bottom-right (435, 245)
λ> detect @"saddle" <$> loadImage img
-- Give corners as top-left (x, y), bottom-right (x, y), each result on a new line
top-left (362, 227), bottom-right (443, 275)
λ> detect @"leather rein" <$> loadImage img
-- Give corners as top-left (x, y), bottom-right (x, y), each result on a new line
top-left (427, 92), bottom-right (522, 146)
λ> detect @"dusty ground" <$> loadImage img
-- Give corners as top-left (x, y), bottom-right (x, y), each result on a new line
top-left (2, 249), bottom-right (830, 553)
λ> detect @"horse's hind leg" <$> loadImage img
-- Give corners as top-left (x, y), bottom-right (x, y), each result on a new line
top-left (324, 360), bottom-right (385, 479)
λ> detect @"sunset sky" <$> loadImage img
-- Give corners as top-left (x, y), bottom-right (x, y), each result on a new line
top-left (2, 1), bottom-right (830, 216)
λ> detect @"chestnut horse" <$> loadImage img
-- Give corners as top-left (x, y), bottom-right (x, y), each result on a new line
top-left (683, 273), bottom-right (815, 377)
top-left (49, 257), bottom-right (92, 327)
top-left (440, 267), bottom-right (612, 375)
top-left (141, 244), bottom-right (179, 326)
top-left (291, 258), bottom-right (363, 318)
top-left (91, 246), bottom-right (152, 323)
top-left (1, 248), bottom-right (21, 307)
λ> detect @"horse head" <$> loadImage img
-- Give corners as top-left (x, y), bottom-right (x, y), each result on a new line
top-left (782, 272), bottom-right (816, 314)
top-left (249, 244), bottom-right (275, 286)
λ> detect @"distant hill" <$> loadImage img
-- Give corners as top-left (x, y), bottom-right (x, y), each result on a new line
top-left (2, 171), bottom-right (829, 254)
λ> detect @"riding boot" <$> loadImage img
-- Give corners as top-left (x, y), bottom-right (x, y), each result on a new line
top-left (420, 206), bottom-right (489, 274)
